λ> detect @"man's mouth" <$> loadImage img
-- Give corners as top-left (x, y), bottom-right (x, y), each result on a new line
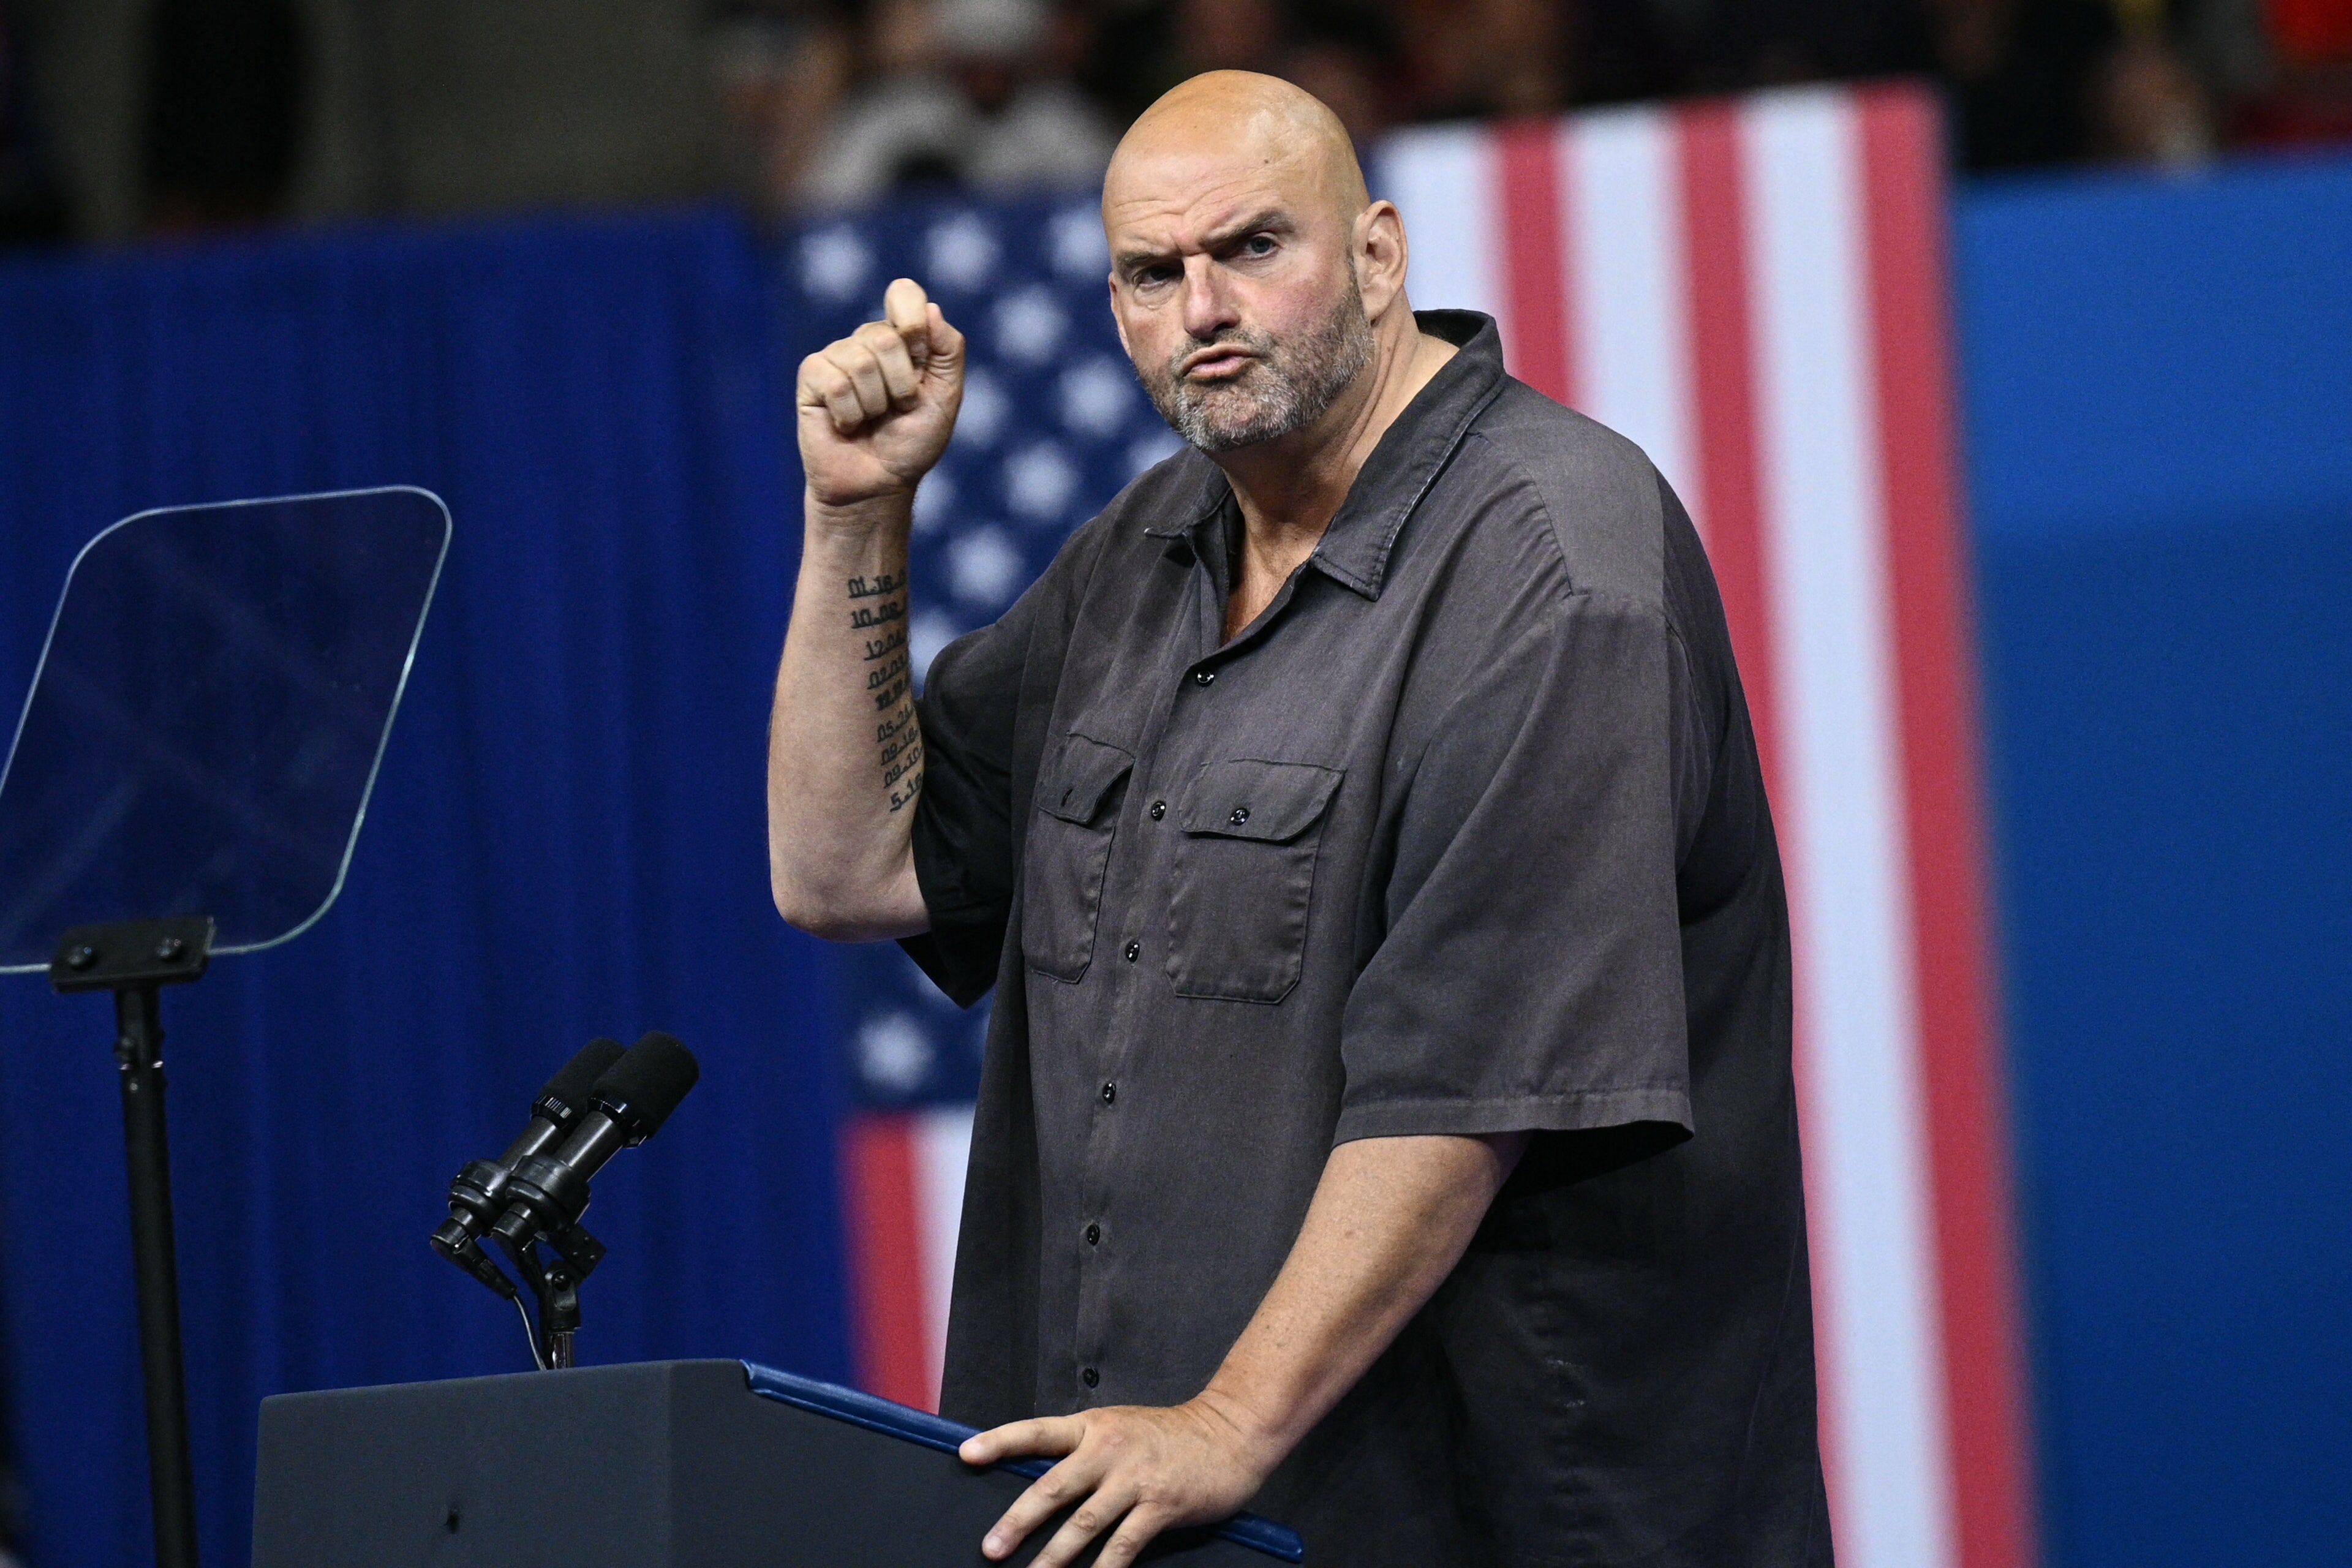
top-left (1180, 345), bottom-right (1256, 381)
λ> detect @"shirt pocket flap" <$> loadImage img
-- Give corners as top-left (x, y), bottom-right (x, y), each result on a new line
top-left (1035, 734), bottom-right (1135, 825)
top-left (1179, 760), bottom-right (1344, 842)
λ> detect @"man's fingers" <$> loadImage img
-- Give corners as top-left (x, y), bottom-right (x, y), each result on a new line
top-left (1028, 1483), bottom-right (1139, 1568)
top-left (961, 1415), bottom-right (1082, 1466)
top-left (821, 339), bottom-right (892, 421)
top-left (982, 1451), bottom-right (1101, 1562)
top-left (1092, 1506), bottom-right (1170, 1568)
top-left (853, 320), bottom-right (921, 409)
top-left (797, 353), bottom-right (865, 436)
top-left (925, 303), bottom-right (965, 379)
top-left (884, 277), bottom-right (932, 364)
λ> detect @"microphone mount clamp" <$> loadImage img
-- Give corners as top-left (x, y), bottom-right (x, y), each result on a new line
top-left (492, 1210), bottom-right (606, 1368)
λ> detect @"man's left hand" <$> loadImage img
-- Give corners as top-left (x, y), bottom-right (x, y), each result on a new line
top-left (957, 1398), bottom-right (1276, 1567)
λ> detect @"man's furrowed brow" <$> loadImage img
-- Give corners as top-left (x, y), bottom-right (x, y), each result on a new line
top-left (1113, 240), bottom-right (1173, 273)
top-left (1115, 209), bottom-right (1291, 272)
top-left (1200, 208), bottom-right (1291, 250)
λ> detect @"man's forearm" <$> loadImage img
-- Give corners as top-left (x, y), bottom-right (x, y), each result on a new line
top-left (1199, 1131), bottom-right (1527, 1465)
top-left (772, 277), bottom-right (963, 939)
top-left (766, 493), bottom-right (930, 940)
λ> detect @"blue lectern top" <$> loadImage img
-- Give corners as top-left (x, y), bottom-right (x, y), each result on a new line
top-left (0, 488), bottom-right (449, 972)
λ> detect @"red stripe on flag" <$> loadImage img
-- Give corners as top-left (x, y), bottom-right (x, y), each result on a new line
top-left (1678, 91), bottom-right (1845, 1532)
top-left (1494, 119), bottom-right (1573, 404)
top-left (1675, 100), bottom-right (1779, 796)
top-left (1856, 82), bottom-right (2037, 1568)
top-left (841, 1112), bottom-right (936, 1411)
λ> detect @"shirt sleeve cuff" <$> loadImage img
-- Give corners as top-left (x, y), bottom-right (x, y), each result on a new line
top-left (1331, 1085), bottom-right (1694, 1145)
top-left (897, 821), bottom-right (1007, 1009)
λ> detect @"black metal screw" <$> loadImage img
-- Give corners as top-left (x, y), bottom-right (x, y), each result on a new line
top-left (153, 937), bottom-right (185, 962)
top-left (65, 944), bottom-right (97, 970)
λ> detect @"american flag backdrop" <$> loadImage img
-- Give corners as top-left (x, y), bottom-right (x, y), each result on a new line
top-left (791, 80), bottom-right (2034, 1568)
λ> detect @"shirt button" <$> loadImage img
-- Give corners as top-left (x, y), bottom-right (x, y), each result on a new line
top-left (1149, 800), bottom-right (1166, 820)
top-left (1085, 1223), bottom-right (1101, 1246)
top-left (1228, 805), bottom-right (1250, 826)
top-left (1192, 669), bottom-right (1215, 686)
top-left (1100, 1081), bottom-right (1116, 1104)
top-left (1123, 941), bottom-right (1140, 962)
top-left (1082, 1366), bottom-right (1100, 1388)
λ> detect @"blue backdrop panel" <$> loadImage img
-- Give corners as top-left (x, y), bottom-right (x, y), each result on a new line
top-left (1956, 153), bottom-right (2352, 1568)
top-left (0, 210), bottom-right (850, 1568)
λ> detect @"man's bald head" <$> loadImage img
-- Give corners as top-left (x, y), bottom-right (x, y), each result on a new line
top-left (1104, 71), bottom-right (1369, 233)
top-left (1098, 72), bottom-right (1414, 457)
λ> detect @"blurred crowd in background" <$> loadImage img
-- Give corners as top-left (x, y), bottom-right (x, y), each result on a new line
top-left (0, 0), bottom-right (2347, 247)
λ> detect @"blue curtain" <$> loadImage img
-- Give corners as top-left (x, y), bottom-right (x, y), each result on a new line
top-left (0, 209), bottom-right (850, 1568)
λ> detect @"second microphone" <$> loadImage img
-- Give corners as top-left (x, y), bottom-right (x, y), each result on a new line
top-left (488, 1030), bottom-right (700, 1251)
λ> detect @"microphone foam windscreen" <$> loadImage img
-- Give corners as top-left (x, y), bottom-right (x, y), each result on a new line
top-left (594, 1031), bottom-right (700, 1136)
top-left (538, 1037), bottom-right (627, 1114)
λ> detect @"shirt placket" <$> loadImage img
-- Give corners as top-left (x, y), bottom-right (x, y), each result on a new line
top-left (1062, 533), bottom-right (1223, 1404)
top-left (1065, 524), bottom-right (1316, 1404)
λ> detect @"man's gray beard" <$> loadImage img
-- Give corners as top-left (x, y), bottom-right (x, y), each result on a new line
top-left (1142, 282), bottom-right (1376, 454)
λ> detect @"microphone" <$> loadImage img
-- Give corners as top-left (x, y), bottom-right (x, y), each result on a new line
top-left (431, 1037), bottom-right (626, 1295)
top-left (488, 1031), bottom-right (699, 1252)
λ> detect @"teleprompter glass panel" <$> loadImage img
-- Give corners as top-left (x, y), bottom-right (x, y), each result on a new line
top-left (0, 488), bottom-right (450, 971)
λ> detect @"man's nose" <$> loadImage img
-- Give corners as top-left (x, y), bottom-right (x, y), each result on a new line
top-left (1180, 255), bottom-right (1239, 341)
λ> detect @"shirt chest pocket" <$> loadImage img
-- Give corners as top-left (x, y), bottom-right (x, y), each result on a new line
top-left (1022, 733), bottom-right (1135, 984)
top-left (1165, 759), bottom-right (1345, 1005)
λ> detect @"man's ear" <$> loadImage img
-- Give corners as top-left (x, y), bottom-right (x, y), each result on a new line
top-left (1355, 201), bottom-right (1408, 318)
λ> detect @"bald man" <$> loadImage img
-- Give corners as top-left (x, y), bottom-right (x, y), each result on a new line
top-left (769, 74), bottom-right (1827, 1567)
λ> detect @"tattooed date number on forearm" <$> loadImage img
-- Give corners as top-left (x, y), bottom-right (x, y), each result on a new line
top-left (851, 578), bottom-right (924, 812)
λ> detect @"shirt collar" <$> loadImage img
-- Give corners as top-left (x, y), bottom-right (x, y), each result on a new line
top-left (1139, 311), bottom-right (1507, 600)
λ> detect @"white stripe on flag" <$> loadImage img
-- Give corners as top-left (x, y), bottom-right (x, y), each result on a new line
top-left (1569, 106), bottom-right (1695, 502)
top-left (913, 1103), bottom-right (974, 1404)
top-left (1743, 87), bottom-right (1954, 1568)
top-left (1380, 124), bottom-right (1501, 320)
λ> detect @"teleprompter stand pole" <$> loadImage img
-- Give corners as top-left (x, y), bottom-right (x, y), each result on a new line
top-left (115, 983), bottom-right (198, 1568)
top-left (52, 914), bottom-right (216, 1568)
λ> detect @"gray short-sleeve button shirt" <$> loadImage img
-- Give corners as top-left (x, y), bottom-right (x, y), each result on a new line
top-left (902, 313), bottom-right (1829, 1566)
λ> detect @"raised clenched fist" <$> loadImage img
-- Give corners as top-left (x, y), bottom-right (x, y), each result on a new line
top-left (797, 277), bottom-right (966, 512)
